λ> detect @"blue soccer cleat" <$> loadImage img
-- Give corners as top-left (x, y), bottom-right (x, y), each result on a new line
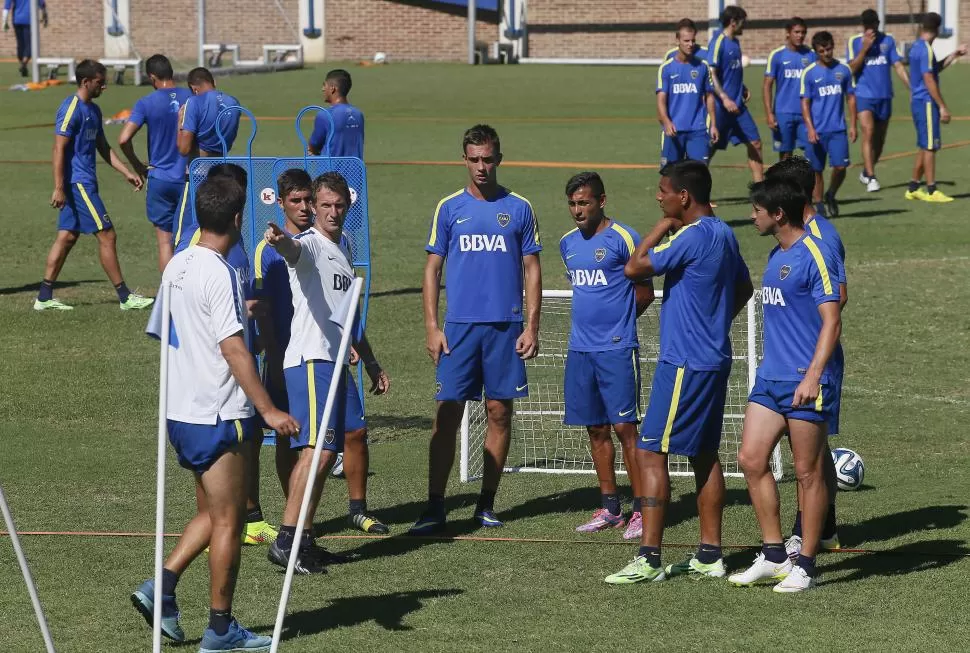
top-left (199, 619), bottom-right (272, 652)
top-left (130, 579), bottom-right (185, 643)
top-left (474, 510), bottom-right (504, 528)
top-left (407, 510), bottom-right (446, 535)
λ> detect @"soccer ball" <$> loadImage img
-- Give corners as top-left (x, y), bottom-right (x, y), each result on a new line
top-left (832, 448), bottom-right (865, 491)
top-left (741, 54), bottom-right (751, 68)
top-left (373, 52), bottom-right (387, 65)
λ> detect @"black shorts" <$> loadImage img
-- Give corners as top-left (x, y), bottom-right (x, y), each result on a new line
top-left (14, 24), bottom-right (31, 60)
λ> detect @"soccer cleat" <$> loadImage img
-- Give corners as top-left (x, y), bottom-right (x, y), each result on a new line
top-left (576, 508), bottom-right (626, 533)
top-left (604, 556), bottom-right (666, 585)
top-left (923, 190), bottom-right (955, 203)
top-left (33, 298), bottom-right (73, 311)
top-left (267, 540), bottom-right (327, 575)
top-left (407, 510), bottom-right (446, 535)
top-left (622, 512), bottom-right (643, 540)
top-left (244, 520), bottom-right (278, 545)
top-left (130, 579), bottom-right (185, 643)
top-left (858, 171), bottom-right (870, 185)
top-left (664, 556), bottom-right (726, 579)
top-left (474, 510), bottom-right (504, 528)
top-left (822, 533), bottom-right (841, 551)
top-left (866, 177), bottom-right (881, 192)
top-left (331, 452), bottom-right (345, 478)
top-left (120, 293), bottom-right (155, 310)
top-left (728, 553), bottom-right (792, 587)
top-left (772, 565), bottom-right (815, 593)
top-left (904, 188), bottom-right (929, 201)
top-left (351, 512), bottom-right (390, 534)
top-left (304, 540), bottom-right (349, 565)
top-left (824, 192), bottom-right (839, 218)
top-left (199, 619), bottom-right (272, 652)
top-left (786, 533), bottom-right (842, 560)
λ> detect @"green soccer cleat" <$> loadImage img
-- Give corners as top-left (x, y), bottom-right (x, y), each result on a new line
top-left (33, 298), bottom-right (73, 311)
top-left (904, 188), bottom-right (929, 201)
top-left (923, 190), bottom-right (955, 203)
top-left (351, 513), bottom-right (390, 534)
top-left (244, 520), bottom-right (278, 545)
top-left (604, 556), bottom-right (667, 585)
top-left (664, 556), bottom-right (726, 579)
top-left (120, 293), bottom-right (155, 310)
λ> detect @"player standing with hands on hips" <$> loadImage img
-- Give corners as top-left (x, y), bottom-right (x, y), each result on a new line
top-left (411, 124), bottom-right (542, 534)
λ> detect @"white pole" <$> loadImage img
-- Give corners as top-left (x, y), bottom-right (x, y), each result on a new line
top-left (0, 486), bottom-right (55, 653)
top-left (29, 0), bottom-right (40, 84)
top-left (459, 403), bottom-right (470, 482)
top-left (746, 295), bottom-right (757, 392)
top-left (197, 0), bottom-right (206, 67)
top-left (270, 278), bottom-right (363, 653)
top-left (468, 0), bottom-right (476, 65)
top-left (152, 282), bottom-right (172, 653)
top-left (877, 0), bottom-right (886, 31)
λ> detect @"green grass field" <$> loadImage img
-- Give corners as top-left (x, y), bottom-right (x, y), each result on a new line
top-left (1, 60), bottom-right (969, 652)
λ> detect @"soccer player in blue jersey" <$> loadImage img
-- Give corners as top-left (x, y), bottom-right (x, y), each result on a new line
top-left (411, 124), bottom-right (542, 534)
top-left (763, 18), bottom-right (815, 161)
top-left (561, 172), bottom-right (654, 539)
top-left (307, 69), bottom-right (364, 159)
top-left (847, 9), bottom-right (909, 192)
top-left (657, 19), bottom-right (718, 166)
top-left (36, 59), bottom-right (154, 312)
top-left (905, 13), bottom-right (967, 203)
top-left (801, 31), bottom-right (857, 219)
top-left (3, 0), bottom-right (46, 77)
top-left (708, 5), bottom-right (763, 182)
top-left (254, 169), bottom-right (391, 536)
top-left (118, 54), bottom-right (193, 272)
top-left (730, 177), bottom-right (842, 593)
top-left (605, 161), bottom-right (753, 584)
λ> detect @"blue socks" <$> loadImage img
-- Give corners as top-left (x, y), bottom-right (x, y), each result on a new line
top-left (476, 490), bottom-right (495, 514)
top-left (762, 543), bottom-right (788, 564)
top-left (696, 544), bottom-right (722, 564)
top-left (796, 554), bottom-right (816, 577)
top-left (909, 180), bottom-right (921, 192)
top-left (632, 497), bottom-right (642, 513)
top-left (602, 494), bottom-right (621, 516)
top-left (209, 609), bottom-right (232, 636)
top-left (638, 545), bottom-right (661, 569)
top-left (792, 505), bottom-right (838, 539)
top-left (349, 499), bottom-right (367, 516)
top-left (114, 282), bottom-right (131, 302)
top-left (37, 279), bottom-right (53, 302)
top-left (161, 568), bottom-right (179, 596)
top-left (927, 183), bottom-right (937, 195)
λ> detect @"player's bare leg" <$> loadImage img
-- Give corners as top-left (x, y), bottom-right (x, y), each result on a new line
top-left (577, 424), bottom-right (626, 532)
top-left (859, 111), bottom-right (877, 178)
top-left (636, 449), bottom-right (670, 549)
top-left (94, 228), bottom-right (125, 286)
top-left (427, 400), bottom-right (464, 497)
top-left (281, 448), bottom-right (337, 527)
top-left (475, 398), bottom-right (513, 526)
top-left (924, 150), bottom-right (936, 188)
top-left (737, 402), bottom-right (787, 544)
top-left (615, 422), bottom-right (645, 538)
top-left (745, 140), bottom-right (764, 182)
top-left (155, 227), bottom-right (174, 272)
top-left (872, 119), bottom-right (889, 170)
top-left (200, 443), bottom-right (248, 612)
top-left (343, 427), bottom-right (388, 533)
top-left (162, 476), bottom-right (213, 576)
top-left (788, 419), bottom-right (828, 559)
top-left (828, 167), bottom-right (846, 197)
top-left (689, 450), bottom-right (724, 547)
top-left (276, 440), bottom-right (298, 497)
top-left (42, 229), bottom-right (79, 283)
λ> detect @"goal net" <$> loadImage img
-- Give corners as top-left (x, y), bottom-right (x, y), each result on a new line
top-left (459, 289), bottom-right (783, 482)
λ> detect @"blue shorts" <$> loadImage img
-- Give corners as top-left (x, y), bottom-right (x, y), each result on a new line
top-left (284, 359), bottom-right (365, 452)
top-left (435, 322), bottom-right (528, 402)
top-left (827, 375), bottom-right (842, 436)
top-left (171, 182), bottom-right (194, 249)
top-left (145, 178), bottom-right (185, 233)
top-left (748, 376), bottom-right (836, 425)
top-left (772, 112), bottom-right (804, 153)
top-left (804, 131), bottom-right (850, 172)
top-left (58, 183), bottom-right (113, 234)
top-left (912, 100), bottom-right (941, 151)
top-left (712, 104), bottom-right (761, 150)
top-left (258, 369), bottom-right (290, 430)
top-left (167, 416), bottom-right (256, 473)
top-left (660, 130), bottom-right (710, 166)
top-left (564, 348), bottom-right (641, 426)
top-left (857, 97), bottom-right (892, 122)
top-left (14, 24), bottom-right (31, 59)
top-left (638, 362), bottom-right (730, 457)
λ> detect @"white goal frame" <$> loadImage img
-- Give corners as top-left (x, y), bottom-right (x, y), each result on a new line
top-left (459, 289), bottom-right (783, 482)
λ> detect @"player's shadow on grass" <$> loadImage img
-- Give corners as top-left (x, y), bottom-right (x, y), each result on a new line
top-left (0, 279), bottom-right (100, 296)
top-left (819, 539), bottom-right (970, 585)
top-left (832, 208), bottom-right (910, 219)
top-left (838, 504), bottom-right (967, 547)
top-left (366, 414), bottom-right (434, 433)
top-left (370, 285), bottom-right (440, 299)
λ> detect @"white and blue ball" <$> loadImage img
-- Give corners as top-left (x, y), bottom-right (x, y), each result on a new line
top-left (832, 447), bottom-right (865, 491)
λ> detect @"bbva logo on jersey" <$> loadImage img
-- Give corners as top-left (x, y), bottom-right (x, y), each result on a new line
top-left (762, 286), bottom-right (787, 306)
top-left (333, 273), bottom-right (354, 291)
top-left (459, 234), bottom-right (508, 252)
top-left (569, 269), bottom-right (608, 286)
top-left (818, 84), bottom-right (843, 97)
top-left (672, 82), bottom-right (699, 94)
top-left (784, 68), bottom-right (803, 79)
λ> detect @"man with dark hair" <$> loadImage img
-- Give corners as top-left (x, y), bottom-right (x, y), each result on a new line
top-left (606, 160), bottom-right (752, 584)
top-left (132, 176), bottom-right (299, 650)
top-left (731, 176), bottom-right (842, 593)
top-left (3, 0), bottom-right (47, 77)
top-left (801, 31), bottom-right (856, 218)
top-left (561, 172), bottom-right (654, 539)
top-left (36, 59), bottom-right (153, 312)
top-left (412, 124), bottom-right (542, 534)
top-left (657, 19), bottom-right (718, 166)
top-left (764, 18), bottom-right (815, 161)
top-left (119, 54), bottom-right (193, 272)
top-left (707, 5), bottom-right (763, 182)
top-left (847, 8), bottom-right (909, 192)
top-left (905, 13), bottom-right (967, 203)
top-left (308, 69), bottom-right (364, 158)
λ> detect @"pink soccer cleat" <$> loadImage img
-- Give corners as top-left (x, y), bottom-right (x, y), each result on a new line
top-left (576, 508), bottom-right (626, 533)
top-left (623, 511), bottom-right (643, 540)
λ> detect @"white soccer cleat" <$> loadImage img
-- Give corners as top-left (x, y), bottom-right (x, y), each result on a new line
top-left (785, 535), bottom-right (802, 561)
top-left (866, 177), bottom-right (881, 192)
top-left (858, 171), bottom-right (870, 185)
top-left (773, 565), bottom-right (815, 593)
top-left (728, 553), bottom-right (792, 586)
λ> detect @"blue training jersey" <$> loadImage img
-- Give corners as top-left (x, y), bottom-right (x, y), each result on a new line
top-left (560, 220), bottom-right (641, 352)
top-left (309, 103), bottom-right (365, 158)
top-left (129, 87), bottom-right (193, 183)
top-left (55, 94), bottom-right (102, 187)
top-left (426, 187), bottom-right (542, 324)
top-left (847, 32), bottom-right (901, 99)
top-left (5, 0), bottom-right (45, 25)
top-left (765, 45), bottom-right (816, 114)
top-left (759, 234), bottom-right (842, 384)
top-left (664, 45), bottom-right (708, 61)
top-left (180, 89), bottom-right (241, 155)
top-left (647, 216), bottom-right (749, 371)
top-left (708, 29), bottom-right (745, 105)
top-left (656, 56), bottom-right (712, 132)
top-left (804, 214), bottom-right (846, 279)
top-left (908, 39), bottom-right (942, 103)
top-left (801, 61), bottom-right (854, 133)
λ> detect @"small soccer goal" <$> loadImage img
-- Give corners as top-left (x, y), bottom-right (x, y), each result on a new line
top-left (459, 289), bottom-right (783, 482)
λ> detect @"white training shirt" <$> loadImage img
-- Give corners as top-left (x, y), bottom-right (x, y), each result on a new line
top-left (283, 228), bottom-right (357, 369)
top-left (146, 246), bottom-right (255, 424)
